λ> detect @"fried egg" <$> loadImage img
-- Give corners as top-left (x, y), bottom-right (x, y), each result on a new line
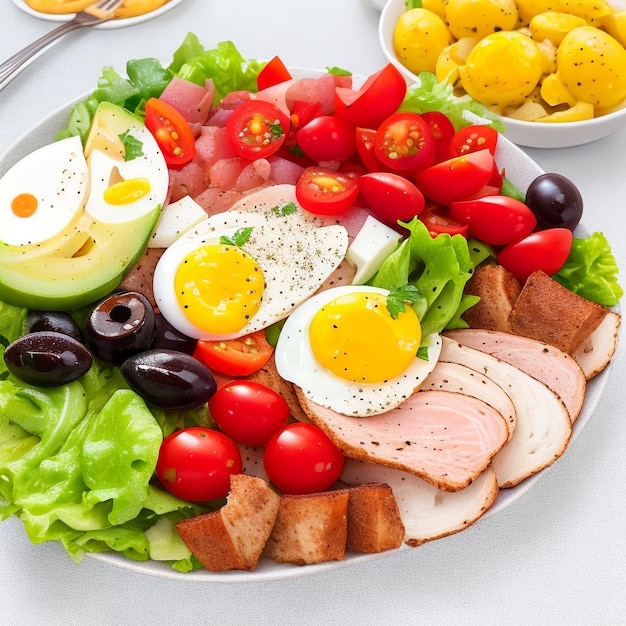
top-left (274, 285), bottom-right (441, 417)
top-left (153, 185), bottom-right (348, 341)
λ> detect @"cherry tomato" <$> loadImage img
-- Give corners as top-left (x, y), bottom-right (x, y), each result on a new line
top-left (225, 100), bottom-right (290, 160)
top-left (414, 149), bottom-right (494, 205)
top-left (209, 380), bottom-right (290, 447)
top-left (358, 172), bottom-right (425, 229)
top-left (356, 127), bottom-right (390, 173)
top-left (448, 195), bottom-right (537, 246)
top-left (289, 100), bottom-right (322, 131)
top-left (449, 125), bottom-right (499, 157)
top-left (497, 228), bottom-right (573, 283)
top-left (295, 167), bottom-right (359, 215)
top-left (144, 98), bottom-right (196, 169)
top-left (193, 330), bottom-right (273, 377)
top-left (373, 112), bottom-right (435, 172)
top-left (524, 173), bottom-right (583, 231)
top-left (334, 63), bottom-right (407, 129)
top-left (156, 427), bottom-right (242, 502)
top-left (296, 115), bottom-right (357, 162)
top-left (419, 202), bottom-right (469, 238)
top-left (257, 55), bottom-right (292, 90)
top-left (421, 111), bottom-right (455, 162)
top-left (263, 422), bottom-right (345, 495)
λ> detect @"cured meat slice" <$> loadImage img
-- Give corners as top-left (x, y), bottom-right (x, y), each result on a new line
top-left (446, 328), bottom-right (586, 423)
top-left (341, 459), bottom-right (499, 546)
top-left (440, 336), bottom-right (572, 488)
top-left (295, 388), bottom-right (508, 492)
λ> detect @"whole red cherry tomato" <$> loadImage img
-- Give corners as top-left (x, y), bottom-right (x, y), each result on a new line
top-left (296, 115), bottom-right (357, 162)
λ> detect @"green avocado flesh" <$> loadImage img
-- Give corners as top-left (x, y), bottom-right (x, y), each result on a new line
top-left (0, 205), bottom-right (160, 311)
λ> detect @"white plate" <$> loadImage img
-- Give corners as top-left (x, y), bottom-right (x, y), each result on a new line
top-left (11, 0), bottom-right (184, 29)
top-left (0, 75), bottom-right (617, 583)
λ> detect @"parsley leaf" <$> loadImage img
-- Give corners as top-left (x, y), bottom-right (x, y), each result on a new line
top-left (119, 131), bottom-right (144, 161)
top-left (386, 284), bottom-right (422, 319)
top-left (326, 66), bottom-right (352, 76)
top-left (220, 227), bottom-right (253, 247)
top-left (271, 202), bottom-right (298, 217)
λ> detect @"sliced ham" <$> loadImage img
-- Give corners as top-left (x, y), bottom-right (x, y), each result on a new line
top-left (159, 76), bottom-right (215, 125)
top-left (194, 126), bottom-right (239, 171)
top-left (285, 73), bottom-right (352, 115)
top-left (341, 459), bottom-right (499, 546)
top-left (572, 310), bottom-right (621, 379)
top-left (445, 328), bottom-right (586, 423)
top-left (422, 361), bottom-right (516, 439)
top-left (194, 187), bottom-right (244, 216)
top-left (295, 387), bottom-right (509, 492)
top-left (440, 336), bottom-right (572, 488)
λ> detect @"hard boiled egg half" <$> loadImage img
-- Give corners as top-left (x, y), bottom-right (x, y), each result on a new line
top-left (274, 285), bottom-right (441, 417)
top-left (153, 184), bottom-right (349, 341)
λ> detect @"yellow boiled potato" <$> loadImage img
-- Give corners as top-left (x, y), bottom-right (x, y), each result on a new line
top-left (601, 10), bottom-right (626, 48)
top-left (445, 0), bottom-right (519, 40)
top-left (393, 8), bottom-right (454, 74)
top-left (515, 0), bottom-right (613, 26)
top-left (556, 26), bottom-right (626, 112)
top-left (436, 38), bottom-right (479, 84)
top-left (114, 0), bottom-right (168, 18)
top-left (529, 12), bottom-right (587, 46)
top-left (459, 31), bottom-right (544, 107)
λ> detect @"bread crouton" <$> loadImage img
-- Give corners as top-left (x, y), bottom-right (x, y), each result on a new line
top-left (462, 264), bottom-right (521, 333)
top-left (262, 490), bottom-right (349, 565)
top-left (176, 474), bottom-right (280, 572)
top-left (346, 483), bottom-right (404, 553)
top-left (509, 270), bottom-right (609, 354)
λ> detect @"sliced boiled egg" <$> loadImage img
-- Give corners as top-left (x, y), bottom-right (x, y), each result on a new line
top-left (274, 285), bottom-right (441, 417)
top-left (0, 136), bottom-right (88, 246)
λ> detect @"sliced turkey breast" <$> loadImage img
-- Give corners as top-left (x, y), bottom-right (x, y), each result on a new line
top-left (572, 310), bottom-right (621, 379)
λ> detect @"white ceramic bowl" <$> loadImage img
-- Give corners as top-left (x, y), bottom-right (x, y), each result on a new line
top-left (378, 0), bottom-right (626, 149)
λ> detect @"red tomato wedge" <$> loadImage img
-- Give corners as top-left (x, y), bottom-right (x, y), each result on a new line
top-left (448, 195), bottom-right (537, 246)
top-left (497, 228), bottom-right (573, 283)
top-left (419, 202), bottom-right (469, 238)
top-left (421, 111), bottom-right (456, 162)
top-left (193, 330), bottom-right (274, 377)
top-left (144, 98), bottom-right (196, 169)
top-left (296, 167), bottom-right (359, 215)
top-left (449, 124), bottom-right (499, 157)
top-left (358, 172), bottom-right (425, 229)
top-left (225, 100), bottom-right (290, 160)
top-left (334, 63), bottom-right (407, 129)
top-left (257, 55), bottom-right (292, 90)
top-left (414, 149), bottom-right (494, 205)
top-left (356, 127), bottom-right (391, 173)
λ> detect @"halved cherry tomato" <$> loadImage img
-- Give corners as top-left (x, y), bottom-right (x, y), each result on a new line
top-left (257, 55), bottom-right (292, 90)
top-left (448, 195), bottom-right (537, 246)
top-left (156, 427), bottom-right (242, 502)
top-left (497, 228), bottom-right (573, 283)
top-left (296, 167), bottom-right (359, 215)
top-left (414, 149), bottom-right (494, 205)
top-left (289, 100), bottom-right (322, 131)
top-left (419, 202), bottom-right (469, 238)
top-left (358, 172), bottom-right (425, 229)
top-left (449, 125), bottom-right (499, 157)
top-left (193, 329), bottom-right (274, 377)
top-left (356, 127), bottom-right (390, 173)
top-left (421, 111), bottom-right (456, 162)
top-left (334, 63), bottom-right (407, 129)
top-left (374, 112), bottom-right (435, 172)
top-left (209, 380), bottom-right (290, 447)
top-left (296, 115), bottom-right (357, 162)
top-left (263, 422), bottom-right (345, 495)
top-left (145, 98), bottom-right (196, 169)
top-left (225, 100), bottom-right (290, 160)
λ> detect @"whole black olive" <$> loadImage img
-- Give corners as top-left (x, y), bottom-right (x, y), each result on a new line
top-left (86, 291), bottom-right (155, 365)
top-left (120, 349), bottom-right (217, 410)
top-left (525, 173), bottom-right (583, 231)
top-left (151, 313), bottom-right (198, 355)
top-left (4, 331), bottom-right (93, 387)
top-left (25, 310), bottom-right (83, 342)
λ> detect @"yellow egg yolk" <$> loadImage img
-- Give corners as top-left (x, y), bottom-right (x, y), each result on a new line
top-left (11, 193), bottom-right (38, 218)
top-left (174, 244), bottom-right (264, 335)
top-left (309, 291), bottom-right (422, 384)
top-left (103, 178), bottom-right (151, 205)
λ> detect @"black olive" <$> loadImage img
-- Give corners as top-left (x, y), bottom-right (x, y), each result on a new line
top-left (4, 331), bottom-right (93, 387)
top-left (120, 349), bottom-right (217, 410)
top-left (86, 291), bottom-right (155, 365)
top-left (151, 313), bottom-right (197, 355)
top-left (25, 310), bottom-right (83, 342)
top-left (525, 173), bottom-right (583, 231)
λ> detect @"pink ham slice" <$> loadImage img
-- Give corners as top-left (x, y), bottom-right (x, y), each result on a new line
top-left (295, 387), bottom-right (508, 492)
top-left (445, 328), bottom-right (586, 423)
top-left (159, 76), bottom-right (215, 125)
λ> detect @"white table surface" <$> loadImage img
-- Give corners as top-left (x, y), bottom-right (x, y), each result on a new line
top-left (0, 1), bottom-right (625, 624)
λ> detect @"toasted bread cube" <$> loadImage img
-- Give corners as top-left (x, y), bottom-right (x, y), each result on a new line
top-left (262, 490), bottom-right (349, 565)
top-left (462, 264), bottom-right (521, 333)
top-left (176, 474), bottom-right (280, 572)
top-left (346, 483), bottom-right (405, 553)
top-left (509, 270), bottom-right (609, 354)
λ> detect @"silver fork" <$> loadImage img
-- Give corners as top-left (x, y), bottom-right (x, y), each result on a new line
top-left (0, 0), bottom-right (123, 92)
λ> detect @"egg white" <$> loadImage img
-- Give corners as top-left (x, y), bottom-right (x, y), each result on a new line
top-left (274, 285), bottom-right (442, 417)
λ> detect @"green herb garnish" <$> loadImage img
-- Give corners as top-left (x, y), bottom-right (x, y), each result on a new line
top-left (220, 227), bottom-right (253, 247)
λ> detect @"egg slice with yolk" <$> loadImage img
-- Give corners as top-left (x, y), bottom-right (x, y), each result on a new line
top-left (275, 285), bottom-right (441, 417)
